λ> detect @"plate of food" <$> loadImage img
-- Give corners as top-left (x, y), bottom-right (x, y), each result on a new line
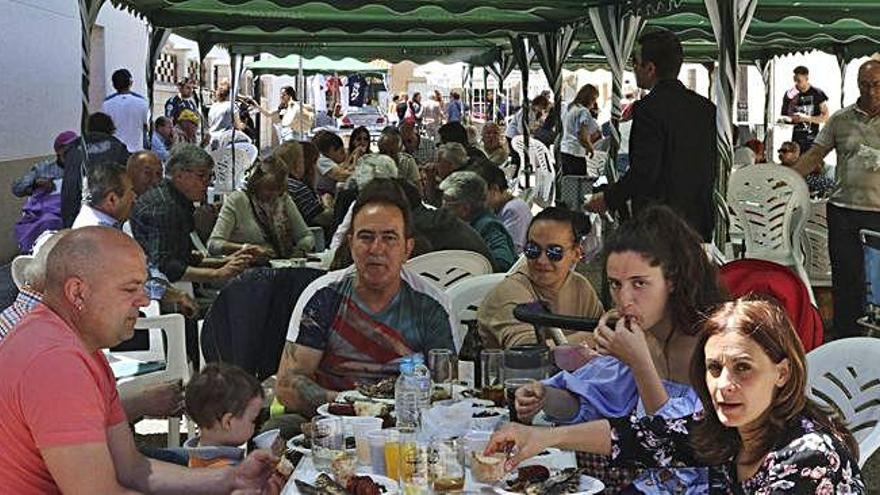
top-left (337, 389), bottom-right (396, 405)
top-left (286, 433), bottom-right (357, 455)
top-left (294, 472), bottom-right (397, 495)
top-left (494, 467), bottom-right (604, 495)
top-left (318, 401), bottom-right (392, 419)
top-left (356, 377), bottom-right (396, 400)
top-left (470, 407), bottom-right (509, 431)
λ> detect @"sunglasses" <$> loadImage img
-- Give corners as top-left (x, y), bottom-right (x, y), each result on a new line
top-left (524, 241), bottom-right (567, 262)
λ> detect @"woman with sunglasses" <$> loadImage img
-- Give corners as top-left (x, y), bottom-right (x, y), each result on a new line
top-left (477, 207), bottom-right (604, 349)
top-left (488, 298), bottom-right (865, 493)
top-left (512, 205), bottom-right (726, 492)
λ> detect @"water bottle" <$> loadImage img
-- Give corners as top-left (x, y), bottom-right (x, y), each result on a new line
top-left (395, 357), bottom-right (419, 431)
top-left (411, 354), bottom-right (432, 412)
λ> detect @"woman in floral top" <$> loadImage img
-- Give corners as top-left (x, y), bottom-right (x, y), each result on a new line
top-left (488, 299), bottom-right (865, 494)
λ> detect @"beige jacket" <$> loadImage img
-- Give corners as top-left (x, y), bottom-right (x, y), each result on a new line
top-left (477, 263), bottom-right (603, 349)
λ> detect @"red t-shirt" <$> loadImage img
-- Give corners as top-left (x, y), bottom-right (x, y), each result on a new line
top-left (0, 304), bottom-right (127, 494)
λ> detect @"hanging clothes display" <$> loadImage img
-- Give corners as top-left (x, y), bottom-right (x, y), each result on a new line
top-left (347, 73), bottom-right (367, 107)
top-left (311, 74), bottom-right (327, 113)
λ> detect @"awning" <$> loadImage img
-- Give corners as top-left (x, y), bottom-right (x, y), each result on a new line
top-left (246, 55), bottom-right (386, 76)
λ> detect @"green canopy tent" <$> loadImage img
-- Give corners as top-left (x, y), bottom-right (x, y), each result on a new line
top-left (246, 55), bottom-right (385, 77)
top-left (88, 0), bottom-right (880, 241)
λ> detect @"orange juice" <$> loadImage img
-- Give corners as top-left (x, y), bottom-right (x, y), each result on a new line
top-left (384, 441), bottom-right (401, 479)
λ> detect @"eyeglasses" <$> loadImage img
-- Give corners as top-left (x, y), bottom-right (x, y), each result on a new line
top-left (186, 169), bottom-right (214, 183)
top-left (523, 241), bottom-right (567, 262)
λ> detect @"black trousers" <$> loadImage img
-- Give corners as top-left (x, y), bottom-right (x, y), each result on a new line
top-left (827, 203), bottom-right (880, 338)
top-left (560, 152), bottom-right (588, 176)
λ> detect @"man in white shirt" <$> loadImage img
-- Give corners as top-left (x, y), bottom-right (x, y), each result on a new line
top-left (72, 163), bottom-right (136, 230)
top-left (101, 69), bottom-right (150, 153)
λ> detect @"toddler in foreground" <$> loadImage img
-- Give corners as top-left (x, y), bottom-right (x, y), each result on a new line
top-left (184, 363), bottom-right (264, 468)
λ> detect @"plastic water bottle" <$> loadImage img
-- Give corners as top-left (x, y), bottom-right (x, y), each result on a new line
top-left (411, 354), bottom-right (432, 412)
top-left (395, 357), bottom-right (419, 431)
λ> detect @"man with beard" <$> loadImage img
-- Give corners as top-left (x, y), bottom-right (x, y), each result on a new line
top-left (276, 182), bottom-right (455, 417)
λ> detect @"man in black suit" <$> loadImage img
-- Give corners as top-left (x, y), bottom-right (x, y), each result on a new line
top-left (586, 29), bottom-right (717, 241)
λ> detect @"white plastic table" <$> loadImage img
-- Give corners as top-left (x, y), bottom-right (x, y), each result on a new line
top-left (282, 445), bottom-right (576, 494)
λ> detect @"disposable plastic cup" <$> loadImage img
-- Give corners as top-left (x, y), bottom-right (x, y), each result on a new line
top-left (351, 417), bottom-right (383, 466)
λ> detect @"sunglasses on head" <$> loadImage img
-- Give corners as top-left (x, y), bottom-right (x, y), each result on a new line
top-left (524, 241), bottom-right (566, 262)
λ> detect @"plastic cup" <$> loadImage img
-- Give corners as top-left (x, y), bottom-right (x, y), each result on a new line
top-left (383, 429), bottom-right (402, 480)
top-left (252, 428), bottom-right (280, 450)
top-left (350, 417), bottom-right (383, 466)
top-left (368, 429), bottom-right (388, 475)
top-left (463, 430), bottom-right (492, 467)
top-left (312, 417), bottom-right (344, 472)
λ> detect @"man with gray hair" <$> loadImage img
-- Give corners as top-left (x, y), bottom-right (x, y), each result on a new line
top-left (377, 126), bottom-right (421, 187)
top-left (440, 171), bottom-right (516, 272)
top-left (424, 142), bottom-right (470, 206)
top-left (131, 144), bottom-right (253, 284)
top-left (330, 153), bottom-right (400, 249)
top-left (72, 163), bottom-right (136, 229)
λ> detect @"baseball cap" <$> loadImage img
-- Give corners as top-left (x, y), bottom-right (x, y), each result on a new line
top-left (54, 131), bottom-right (78, 150)
top-left (177, 109), bottom-right (201, 125)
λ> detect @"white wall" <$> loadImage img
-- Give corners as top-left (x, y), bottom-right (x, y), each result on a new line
top-left (0, 0), bottom-right (81, 161)
top-left (95, 5), bottom-right (150, 100)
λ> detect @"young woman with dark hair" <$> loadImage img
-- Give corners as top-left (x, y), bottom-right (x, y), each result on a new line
top-left (509, 205), bottom-right (727, 492)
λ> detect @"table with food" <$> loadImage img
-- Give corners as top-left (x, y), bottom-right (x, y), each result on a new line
top-left (274, 351), bottom-right (605, 495)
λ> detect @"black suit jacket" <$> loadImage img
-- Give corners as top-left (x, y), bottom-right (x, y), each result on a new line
top-left (605, 79), bottom-right (717, 241)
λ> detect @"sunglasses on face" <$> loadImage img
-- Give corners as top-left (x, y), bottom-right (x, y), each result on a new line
top-left (524, 241), bottom-right (567, 262)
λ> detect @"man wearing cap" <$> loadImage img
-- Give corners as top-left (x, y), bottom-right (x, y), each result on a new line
top-left (165, 77), bottom-right (200, 124)
top-left (101, 68), bottom-right (150, 153)
top-left (174, 110), bottom-right (207, 147)
top-left (12, 131), bottom-right (76, 197)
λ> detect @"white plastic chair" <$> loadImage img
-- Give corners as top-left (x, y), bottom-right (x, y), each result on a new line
top-left (10, 255), bottom-right (33, 290)
top-left (110, 314), bottom-right (189, 447)
top-left (807, 337), bottom-right (880, 467)
top-left (510, 135), bottom-right (555, 207)
top-left (584, 150), bottom-right (609, 178)
top-left (210, 142), bottom-right (258, 193)
top-left (405, 250), bottom-right (493, 289)
top-left (727, 165), bottom-right (815, 304)
top-left (445, 273), bottom-right (506, 383)
top-left (802, 199), bottom-right (832, 287)
top-left (445, 273), bottom-right (506, 351)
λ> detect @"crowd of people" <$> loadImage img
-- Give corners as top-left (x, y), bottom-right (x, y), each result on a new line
top-left (1, 27), bottom-right (878, 493)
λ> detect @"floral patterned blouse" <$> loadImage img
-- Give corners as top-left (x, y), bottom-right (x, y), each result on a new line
top-left (609, 411), bottom-right (865, 494)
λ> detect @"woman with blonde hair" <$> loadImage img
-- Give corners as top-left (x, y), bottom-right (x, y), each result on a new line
top-left (208, 155), bottom-right (314, 261)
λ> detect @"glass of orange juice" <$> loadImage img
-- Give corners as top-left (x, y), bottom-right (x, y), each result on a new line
top-left (383, 429), bottom-right (401, 480)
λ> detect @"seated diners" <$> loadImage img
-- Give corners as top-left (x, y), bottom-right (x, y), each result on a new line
top-left (489, 298), bottom-right (865, 493)
top-left (275, 141), bottom-right (334, 230)
top-left (0, 227), bottom-right (280, 492)
top-left (440, 171), bottom-right (517, 272)
top-left (208, 155), bottom-right (314, 261)
top-left (276, 182), bottom-right (455, 418)
top-left (478, 207), bottom-right (602, 348)
top-left (511, 205), bottom-right (726, 492)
